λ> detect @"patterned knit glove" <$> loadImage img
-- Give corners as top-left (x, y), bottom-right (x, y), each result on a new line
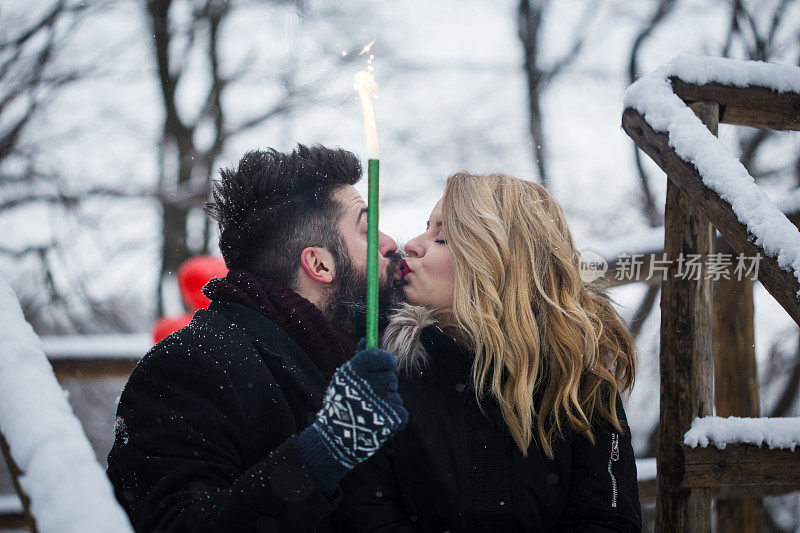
top-left (296, 345), bottom-right (408, 495)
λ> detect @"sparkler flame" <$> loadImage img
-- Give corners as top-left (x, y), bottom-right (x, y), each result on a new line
top-left (354, 41), bottom-right (379, 158)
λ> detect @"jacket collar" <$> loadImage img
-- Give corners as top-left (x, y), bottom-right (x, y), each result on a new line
top-left (203, 269), bottom-right (356, 381)
top-left (382, 303), bottom-right (471, 374)
top-left (201, 300), bottom-right (328, 407)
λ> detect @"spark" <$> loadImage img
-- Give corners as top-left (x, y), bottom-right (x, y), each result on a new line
top-left (358, 39), bottom-right (376, 56)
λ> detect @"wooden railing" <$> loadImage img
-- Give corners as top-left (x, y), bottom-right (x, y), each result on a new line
top-left (622, 57), bottom-right (800, 532)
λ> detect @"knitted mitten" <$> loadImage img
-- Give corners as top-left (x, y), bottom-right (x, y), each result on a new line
top-left (296, 345), bottom-right (408, 495)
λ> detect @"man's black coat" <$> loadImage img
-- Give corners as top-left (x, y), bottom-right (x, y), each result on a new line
top-left (107, 300), bottom-right (339, 532)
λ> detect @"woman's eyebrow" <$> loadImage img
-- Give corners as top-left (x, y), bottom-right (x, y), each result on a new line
top-left (425, 220), bottom-right (441, 230)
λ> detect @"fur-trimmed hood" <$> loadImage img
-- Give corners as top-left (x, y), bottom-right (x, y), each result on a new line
top-left (380, 303), bottom-right (439, 373)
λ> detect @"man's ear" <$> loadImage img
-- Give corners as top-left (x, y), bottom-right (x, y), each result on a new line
top-left (299, 247), bottom-right (335, 284)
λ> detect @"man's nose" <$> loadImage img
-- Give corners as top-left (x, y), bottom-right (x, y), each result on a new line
top-left (379, 231), bottom-right (398, 257)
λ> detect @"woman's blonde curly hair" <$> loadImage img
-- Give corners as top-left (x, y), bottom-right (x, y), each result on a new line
top-left (389, 171), bottom-right (637, 458)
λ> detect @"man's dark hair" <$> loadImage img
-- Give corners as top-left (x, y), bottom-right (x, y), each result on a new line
top-left (205, 144), bottom-right (362, 287)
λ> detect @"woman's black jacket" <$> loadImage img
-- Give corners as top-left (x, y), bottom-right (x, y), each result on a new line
top-left (334, 325), bottom-right (643, 532)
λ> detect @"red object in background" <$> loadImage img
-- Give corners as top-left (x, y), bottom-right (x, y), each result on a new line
top-left (152, 313), bottom-right (194, 344)
top-left (178, 255), bottom-right (228, 310)
top-left (152, 255), bottom-right (228, 344)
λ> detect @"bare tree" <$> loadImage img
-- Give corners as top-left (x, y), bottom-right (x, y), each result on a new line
top-left (144, 0), bottom-right (360, 314)
top-left (627, 0), bottom-right (676, 228)
top-left (0, 1), bottom-right (89, 168)
top-left (0, 0), bottom-right (384, 330)
top-left (517, 0), bottom-right (595, 187)
top-left (0, 1), bottom-right (142, 333)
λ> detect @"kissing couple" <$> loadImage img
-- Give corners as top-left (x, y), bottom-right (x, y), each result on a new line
top-left (108, 144), bottom-right (642, 532)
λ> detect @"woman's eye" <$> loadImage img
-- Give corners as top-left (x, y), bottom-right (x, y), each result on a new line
top-left (434, 239), bottom-right (448, 245)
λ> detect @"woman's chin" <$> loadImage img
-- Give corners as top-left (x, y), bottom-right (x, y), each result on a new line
top-left (401, 286), bottom-right (422, 307)
top-left (402, 291), bottom-right (435, 309)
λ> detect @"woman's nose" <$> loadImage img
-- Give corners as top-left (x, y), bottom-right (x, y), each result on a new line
top-left (405, 234), bottom-right (424, 258)
top-left (379, 231), bottom-right (398, 257)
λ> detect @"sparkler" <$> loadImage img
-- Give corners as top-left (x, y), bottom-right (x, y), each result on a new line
top-left (354, 41), bottom-right (380, 349)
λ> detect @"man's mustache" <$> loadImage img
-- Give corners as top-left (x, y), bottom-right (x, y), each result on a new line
top-left (385, 250), bottom-right (402, 270)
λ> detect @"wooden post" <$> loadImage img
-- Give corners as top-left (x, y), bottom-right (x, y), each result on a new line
top-left (654, 101), bottom-right (717, 532)
top-left (712, 192), bottom-right (763, 529)
top-left (688, 96), bottom-right (764, 531)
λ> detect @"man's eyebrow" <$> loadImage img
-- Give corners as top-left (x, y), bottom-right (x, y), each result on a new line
top-left (357, 207), bottom-right (368, 224)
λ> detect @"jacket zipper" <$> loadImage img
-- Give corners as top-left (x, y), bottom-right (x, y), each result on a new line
top-left (608, 432), bottom-right (620, 508)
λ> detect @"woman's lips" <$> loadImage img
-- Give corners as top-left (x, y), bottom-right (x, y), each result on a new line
top-left (398, 258), bottom-right (412, 279)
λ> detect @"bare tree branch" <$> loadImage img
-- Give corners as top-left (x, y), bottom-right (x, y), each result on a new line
top-left (517, 0), bottom-right (599, 186)
top-left (0, 188), bottom-right (153, 211)
top-left (629, 284), bottom-right (660, 339)
top-left (542, 0), bottom-right (596, 84)
top-left (627, 0), bottom-right (675, 228)
top-left (0, 243), bottom-right (56, 258)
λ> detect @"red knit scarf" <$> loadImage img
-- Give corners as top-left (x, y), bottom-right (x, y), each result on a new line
top-left (203, 268), bottom-right (356, 381)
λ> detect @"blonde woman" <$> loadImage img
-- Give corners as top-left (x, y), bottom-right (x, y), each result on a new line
top-left (335, 172), bottom-right (641, 532)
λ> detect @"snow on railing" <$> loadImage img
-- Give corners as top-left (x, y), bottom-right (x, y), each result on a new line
top-left (623, 55), bottom-right (800, 295)
top-left (684, 416), bottom-right (800, 451)
top-left (636, 457), bottom-right (657, 481)
top-left (0, 273), bottom-right (133, 532)
top-left (39, 333), bottom-right (150, 359)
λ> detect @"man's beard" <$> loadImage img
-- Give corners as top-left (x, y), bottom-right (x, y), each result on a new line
top-left (323, 246), bottom-right (405, 338)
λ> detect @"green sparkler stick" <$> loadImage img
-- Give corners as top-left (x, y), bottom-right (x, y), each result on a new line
top-left (354, 46), bottom-right (380, 349)
top-left (365, 158), bottom-right (380, 349)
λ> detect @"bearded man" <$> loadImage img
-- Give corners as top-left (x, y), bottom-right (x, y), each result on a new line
top-left (107, 145), bottom-right (408, 532)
